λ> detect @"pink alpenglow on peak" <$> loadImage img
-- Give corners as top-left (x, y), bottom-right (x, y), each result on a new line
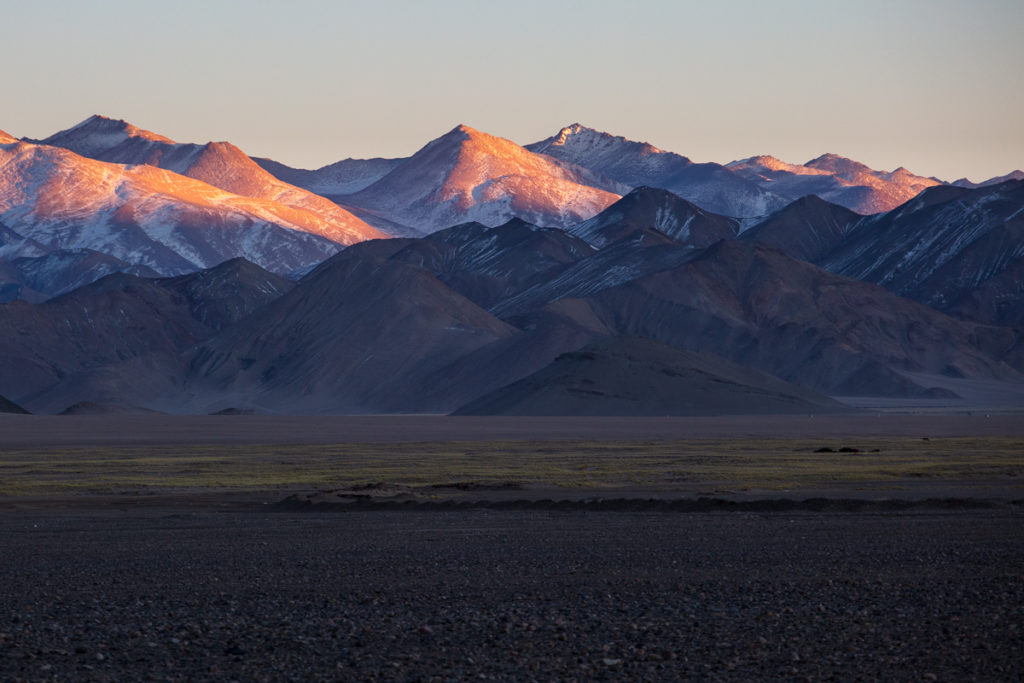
top-left (540, 123), bottom-right (668, 159)
top-left (727, 152), bottom-right (941, 214)
top-left (0, 139), bottom-right (356, 274)
top-left (528, 124), bottom-right (786, 218)
top-left (39, 115), bottom-right (174, 156)
top-left (344, 124), bottom-right (622, 232)
top-left (39, 116), bottom-right (386, 247)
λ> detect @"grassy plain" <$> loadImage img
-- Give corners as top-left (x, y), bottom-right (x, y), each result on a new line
top-left (0, 436), bottom-right (1021, 497)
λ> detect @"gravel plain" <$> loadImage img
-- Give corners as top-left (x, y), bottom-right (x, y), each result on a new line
top-left (1, 506), bottom-right (1021, 681)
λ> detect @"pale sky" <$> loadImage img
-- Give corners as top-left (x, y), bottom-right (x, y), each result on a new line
top-left (4, 0), bottom-right (1022, 182)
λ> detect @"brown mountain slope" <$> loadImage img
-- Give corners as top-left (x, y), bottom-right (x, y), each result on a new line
top-left (187, 255), bottom-right (518, 413)
top-left (0, 394), bottom-right (29, 414)
top-left (0, 274), bottom-right (213, 405)
top-left (570, 187), bottom-right (739, 248)
top-left (822, 180), bottom-right (1024, 326)
top-left (740, 194), bottom-right (861, 263)
top-left (372, 218), bottom-right (596, 309)
top-left (0, 259), bottom-right (292, 410)
top-left (453, 336), bottom-right (848, 416)
top-left (512, 240), bottom-right (1018, 397)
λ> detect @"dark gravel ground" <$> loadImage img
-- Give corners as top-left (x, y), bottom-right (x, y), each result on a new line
top-left (1, 507), bottom-right (1021, 681)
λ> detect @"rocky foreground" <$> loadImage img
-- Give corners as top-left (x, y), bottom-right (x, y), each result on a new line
top-left (0, 507), bottom-right (1021, 681)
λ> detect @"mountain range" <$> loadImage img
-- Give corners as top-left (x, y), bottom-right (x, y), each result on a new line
top-left (1, 115), bottom-right (1022, 415)
top-left (0, 125), bottom-right (382, 279)
top-left (726, 153), bottom-right (942, 215)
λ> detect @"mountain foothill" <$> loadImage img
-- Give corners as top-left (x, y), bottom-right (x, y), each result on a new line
top-left (1, 116), bottom-right (1022, 415)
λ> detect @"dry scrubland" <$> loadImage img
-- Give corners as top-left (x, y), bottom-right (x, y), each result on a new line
top-left (0, 436), bottom-right (1022, 500)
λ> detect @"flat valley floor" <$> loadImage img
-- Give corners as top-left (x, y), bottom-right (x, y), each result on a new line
top-left (0, 414), bottom-right (1021, 680)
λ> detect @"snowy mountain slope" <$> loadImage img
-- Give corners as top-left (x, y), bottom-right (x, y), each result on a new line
top-left (338, 218), bottom-right (596, 310)
top-left (0, 130), bottom-right (18, 145)
top-left (0, 249), bottom-right (160, 302)
top-left (806, 154), bottom-right (941, 211)
top-left (0, 138), bottom-right (346, 274)
top-left (491, 239), bottom-right (700, 319)
top-left (0, 222), bottom-right (49, 260)
top-left (253, 155), bottom-right (404, 196)
top-left (527, 124), bottom-right (787, 218)
top-left (952, 170), bottom-right (1024, 189)
top-left (569, 186), bottom-right (740, 248)
top-left (515, 240), bottom-right (1018, 397)
top-left (728, 153), bottom-right (941, 214)
top-left (822, 179), bottom-right (1024, 325)
top-left (526, 124), bottom-right (689, 185)
top-left (341, 125), bottom-right (623, 233)
top-left (39, 115), bottom-right (385, 245)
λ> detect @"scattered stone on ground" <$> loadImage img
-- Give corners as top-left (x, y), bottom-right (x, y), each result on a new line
top-left (0, 508), bottom-right (1020, 680)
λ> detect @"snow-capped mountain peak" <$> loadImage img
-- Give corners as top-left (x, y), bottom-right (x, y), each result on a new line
top-left (0, 138), bottom-right (355, 274)
top-left (345, 124), bottom-right (622, 231)
top-left (803, 153), bottom-right (875, 179)
top-left (40, 114), bottom-right (174, 157)
top-left (528, 123), bottom-right (669, 164)
top-left (36, 116), bottom-right (384, 246)
top-left (727, 155), bottom-right (832, 177)
top-left (726, 152), bottom-right (942, 214)
top-left (551, 122), bottom-right (588, 144)
top-left (0, 130), bottom-right (18, 145)
top-left (952, 170), bottom-right (1024, 189)
top-left (527, 125), bottom-right (785, 218)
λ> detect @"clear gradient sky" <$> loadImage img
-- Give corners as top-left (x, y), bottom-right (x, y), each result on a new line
top-left (4, 0), bottom-right (1021, 182)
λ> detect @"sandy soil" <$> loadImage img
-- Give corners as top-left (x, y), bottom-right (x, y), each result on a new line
top-left (2, 413), bottom-right (1023, 448)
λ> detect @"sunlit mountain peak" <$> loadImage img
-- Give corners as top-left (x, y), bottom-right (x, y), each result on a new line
top-left (43, 115), bottom-right (175, 155)
top-left (541, 123), bottom-right (664, 157)
top-left (450, 123), bottom-right (480, 136)
top-left (34, 117), bottom-right (384, 246)
top-left (345, 123), bottom-right (621, 230)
